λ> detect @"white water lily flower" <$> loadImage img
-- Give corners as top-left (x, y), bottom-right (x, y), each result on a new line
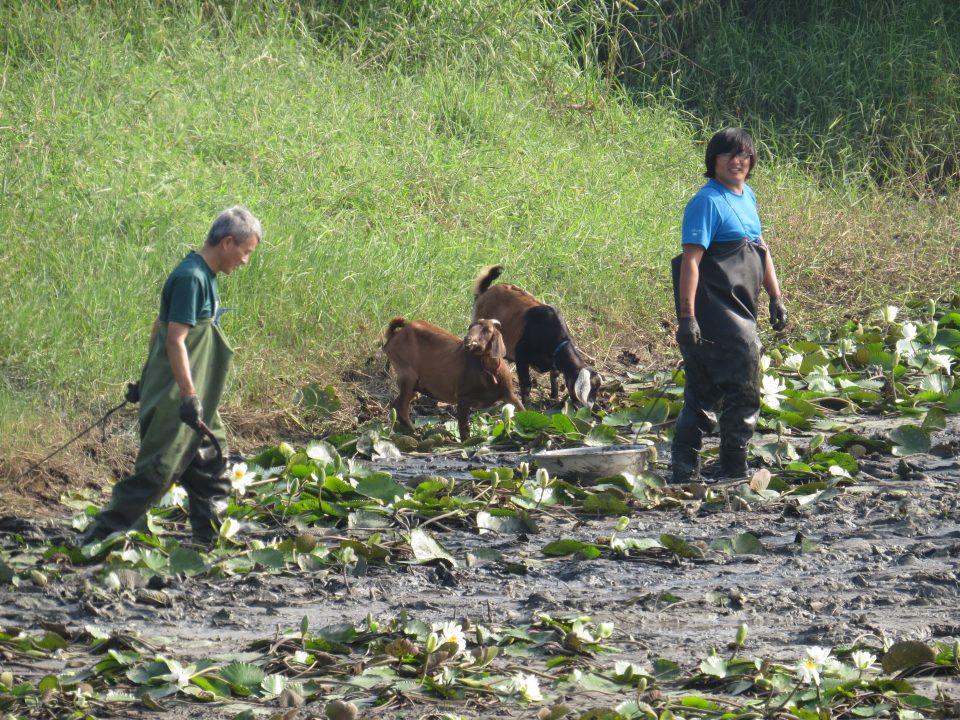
top-left (760, 354), bottom-right (771, 372)
top-left (501, 403), bottom-right (515, 423)
top-left (901, 323), bottom-right (918, 341)
top-left (158, 484), bottom-right (187, 508)
top-left (828, 464), bottom-right (852, 479)
top-left (881, 305), bottom-right (900, 323)
top-left (432, 621), bottom-right (467, 656)
top-left (783, 353), bottom-right (804, 371)
top-left (806, 646), bottom-right (833, 666)
top-left (836, 337), bottom-right (856, 356)
top-left (760, 374), bottom-right (788, 409)
top-left (570, 620), bottom-right (595, 643)
top-left (219, 516), bottom-right (241, 540)
top-left (796, 656), bottom-right (821, 686)
top-left (851, 650), bottom-right (877, 672)
top-left (230, 463), bottom-right (256, 495)
top-left (927, 353), bottom-right (953, 374)
top-left (103, 572), bottom-right (122, 592)
top-left (536, 468), bottom-right (551, 487)
top-left (509, 672), bottom-right (543, 702)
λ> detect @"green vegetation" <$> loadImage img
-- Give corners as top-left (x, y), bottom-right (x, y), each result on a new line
top-left (1, 1), bottom-right (959, 454)
top-left (577, 0), bottom-right (960, 193)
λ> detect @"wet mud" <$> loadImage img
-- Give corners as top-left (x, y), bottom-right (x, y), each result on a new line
top-left (1, 416), bottom-right (959, 719)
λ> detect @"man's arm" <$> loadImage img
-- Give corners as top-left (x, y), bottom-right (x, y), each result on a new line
top-left (166, 322), bottom-right (196, 397)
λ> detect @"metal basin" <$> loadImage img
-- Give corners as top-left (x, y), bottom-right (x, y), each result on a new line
top-left (532, 443), bottom-right (653, 480)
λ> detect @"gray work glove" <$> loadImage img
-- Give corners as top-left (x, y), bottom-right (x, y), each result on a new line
top-left (769, 296), bottom-right (788, 331)
top-left (125, 382), bottom-right (140, 404)
top-left (676, 316), bottom-right (701, 347)
top-left (179, 395), bottom-right (203, 430)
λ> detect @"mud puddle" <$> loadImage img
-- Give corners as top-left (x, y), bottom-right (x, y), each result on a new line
top-left (1, 417), bottom-right (959, 718)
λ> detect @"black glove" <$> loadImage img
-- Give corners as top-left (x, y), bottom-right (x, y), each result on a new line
top-left (125, 382), bottom-right (140, 404)
top-left (769, 296), bottom-right (788, 331)
top-left (179, 395), bottom-right (203, 430)
top-left (676, 316), bottom-right (701, 347)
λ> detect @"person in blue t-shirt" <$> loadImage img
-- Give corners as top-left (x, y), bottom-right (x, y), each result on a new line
top-left (670, 128), bottom-right (787, 484)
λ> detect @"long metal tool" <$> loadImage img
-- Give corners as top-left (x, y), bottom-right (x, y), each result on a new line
top-left (18, 399), bottom-right (129, 480)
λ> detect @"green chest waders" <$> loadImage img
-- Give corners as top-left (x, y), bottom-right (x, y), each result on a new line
top-left (670, 240), bottom-right (765, 481)
top-left (91, 320), bottom-right (234, 537)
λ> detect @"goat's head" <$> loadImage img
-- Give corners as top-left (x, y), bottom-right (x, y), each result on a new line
top-left (572, 367), bottom-right (602, 408)
top-left (464, 319), bottom-right (506, 359)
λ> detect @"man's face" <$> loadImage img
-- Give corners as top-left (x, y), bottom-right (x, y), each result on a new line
top-left (221, 234), bottom-right (259, 274)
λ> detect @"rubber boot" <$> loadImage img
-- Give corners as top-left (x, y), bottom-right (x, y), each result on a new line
top-left (671, 443), bottom-right (701, 485)
top-left (718, 449), bottom-right (749, 480)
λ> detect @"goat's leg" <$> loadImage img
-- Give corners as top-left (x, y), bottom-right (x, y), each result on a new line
top-left (456, 403), bottom-right (472, 442)
top-left (549, 369), bottom-right (560, 399)
top-left (390, 376), bottom-right (417, 431)
top-left (517, 361), bottom-right (533, 405)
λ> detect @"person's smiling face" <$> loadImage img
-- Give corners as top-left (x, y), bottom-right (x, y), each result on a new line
top-left (714, 150), bottom-right (752, 192)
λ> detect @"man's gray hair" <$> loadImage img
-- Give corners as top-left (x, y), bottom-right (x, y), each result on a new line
top-left (206, 205), bottom-right (262, 246)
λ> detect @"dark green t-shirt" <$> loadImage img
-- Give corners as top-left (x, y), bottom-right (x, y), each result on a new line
top-left (158, 252), bottom-right (219, 326)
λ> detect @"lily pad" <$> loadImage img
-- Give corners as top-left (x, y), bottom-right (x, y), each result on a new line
top-left (881, 640), bottom-right (935, 673)
top-left (889, 425), bottom-right (931, 456)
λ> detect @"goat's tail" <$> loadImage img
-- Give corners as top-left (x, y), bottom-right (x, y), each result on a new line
top-left (383, 317), bottom-right (407, 348)
top-left (473, 265), bottom-right (504, 299)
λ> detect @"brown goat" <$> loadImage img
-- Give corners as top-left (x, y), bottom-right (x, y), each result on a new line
top-left (472, 265), bottom-right (601, 407)
top-left (382, 317), bottom-right (524, 441)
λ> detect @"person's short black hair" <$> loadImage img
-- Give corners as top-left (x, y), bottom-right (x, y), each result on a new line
top-left (705, 127), bottom-right (757, 179)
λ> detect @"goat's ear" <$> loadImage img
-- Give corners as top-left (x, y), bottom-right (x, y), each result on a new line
top-left (574, 368), bottom-right (594, 407)
top-left (488, 329), bottom-right (507, 359)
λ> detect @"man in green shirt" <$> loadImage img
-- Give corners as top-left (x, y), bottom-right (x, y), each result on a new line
top-left (81, 206), bottom-right (261, 547)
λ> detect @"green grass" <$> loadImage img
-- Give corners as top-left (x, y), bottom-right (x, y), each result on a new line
top-left (577, 0), bottom-right (960, 193)
top-left (1, 1), bottom-right (959, 455)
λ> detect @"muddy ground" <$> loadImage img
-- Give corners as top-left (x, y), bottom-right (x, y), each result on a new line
top-left (1, 405), bottom-right (959, 719)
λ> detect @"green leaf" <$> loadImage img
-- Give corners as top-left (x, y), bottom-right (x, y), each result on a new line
top-left (550, 413), bottom-right (578, 435)
top-left (305, 440), bottom-right (339, 468)
top-left (660, 533), bottom-right (703, 559)
top-left (543, 539), bottom-right (601, 558)
top-left (514, 410), bottom-right (553, 431)
top-left (0, 558), bottom-right (14, 584)
top-left (248, 549), bottom-right (286, 570)
top-left (408, 528), bottom-right (457, 566)
top-left (699, 656), bottom-right (727, 678)
top-left (946, 390), bottom-right (960, 413)
top-left (585, 425), bottom-right (618, 446)
top-left (217, 662), bottom-right (265, 693)
top-left (921, 407), bottom-right (947, 431)
top-left (582, 492), bottom-right (629, 515)
top-left (294, 383), bottom-right (341, 416)
top-left (810, 451), bottom-right (859, 475)
top-left (476, 510), bottom-right (537, 535)
top-left (169, 547), bottom-right (205, 577)
top-left (355, 473), bottom-right (406, 503)
top-left (889, 425), bottom-right (931, 456)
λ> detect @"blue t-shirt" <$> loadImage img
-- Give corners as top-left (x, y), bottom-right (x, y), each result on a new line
top-left (158, 252), bottom-right (219, 326)
top-left (681, 179), bottom-right (762, 249)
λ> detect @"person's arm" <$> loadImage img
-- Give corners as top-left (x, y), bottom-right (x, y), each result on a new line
top-left (758, 236), bottom-right (788, 330)
top-left (166, 322), bottom-right (196, 398)
top-left (678, 244), bottom-right (705, 318)
top-left (148, 318), bottom-right (161, 351)
top-left (758, 236), bottom-right (782, 299)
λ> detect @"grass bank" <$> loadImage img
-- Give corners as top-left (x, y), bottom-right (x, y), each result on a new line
top-left (1, 1), bottom-right (958, 456)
